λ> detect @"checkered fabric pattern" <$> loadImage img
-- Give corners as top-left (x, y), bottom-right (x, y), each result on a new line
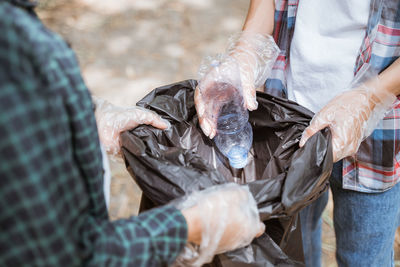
top-left (0, 1), bottom-right (187, 266)
top-left (267, 0), bottom-right (400, 193)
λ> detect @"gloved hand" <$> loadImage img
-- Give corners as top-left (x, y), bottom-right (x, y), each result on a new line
top-left (195, 32), bottom-right (279, 138)
top-left (174, 183), bottom-right (264, 267)
top-left (93, 97), bottom-right (170, 155)
top-left (299, 71), bottom-right (396, 162)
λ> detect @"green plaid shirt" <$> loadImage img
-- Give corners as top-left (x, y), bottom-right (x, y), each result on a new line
top-left (0, 1), bottom-right (187, 266)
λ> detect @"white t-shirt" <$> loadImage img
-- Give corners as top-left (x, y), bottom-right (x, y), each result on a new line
top-left (286, 0), bottom-right (370, 113)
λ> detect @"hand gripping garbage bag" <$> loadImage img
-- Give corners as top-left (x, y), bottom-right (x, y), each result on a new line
top-left (120, 79), bottom-right (333, 266)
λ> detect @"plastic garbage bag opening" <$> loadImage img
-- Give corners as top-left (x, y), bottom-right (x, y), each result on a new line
top-left (120, 79), bottom-right (333, 266)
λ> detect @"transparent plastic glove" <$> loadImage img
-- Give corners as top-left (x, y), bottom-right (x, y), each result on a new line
top-left (173, 183), bottom-right (265, 267)
top-left (93, 97), bottom-right (170, 155)
top-left (195, 32), bottom-right (279, 138)
top-left (299, 69), bottom-right (396, 162)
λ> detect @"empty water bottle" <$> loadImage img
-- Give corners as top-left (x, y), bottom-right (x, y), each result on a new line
top-left (196, 33), bottom-right (279, 168)
top-left (212, 82), bottom-right (253, 169)
top-left (196, 57), bottom-right (253, 169)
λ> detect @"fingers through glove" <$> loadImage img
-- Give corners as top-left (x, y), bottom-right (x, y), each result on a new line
top-left (299, 70), bottom-right (396, 162)
top-left (195, 32), bottom-right (279, 139)
top-left (174, 183), bottom-right (264, 267)
top-left (93, 97), bottom-right (170, 155)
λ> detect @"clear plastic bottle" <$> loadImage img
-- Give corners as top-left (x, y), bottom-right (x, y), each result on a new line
top-left (198, 58), bottom-right (253, 169)
top-left (212, 83), bottom-right (253, 169)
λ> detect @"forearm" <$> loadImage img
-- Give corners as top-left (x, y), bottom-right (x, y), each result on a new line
top-left (378, 57), bottom-right (400, 96)
top-left (242, 0), bottom-right (275, 35)
top-left (360, 58), bottom-right (400, 112)
top-left (85, 206), bottom-right (187, 266)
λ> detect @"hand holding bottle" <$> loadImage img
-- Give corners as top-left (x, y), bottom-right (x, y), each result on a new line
top-left (195, 31), bottom-right (279, 139)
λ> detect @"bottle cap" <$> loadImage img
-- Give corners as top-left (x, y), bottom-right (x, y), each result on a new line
top-left (227, 146), bottom-right (248, 169)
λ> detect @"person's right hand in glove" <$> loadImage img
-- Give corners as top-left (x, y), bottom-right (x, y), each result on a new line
top-left (194, 32), bottom-right (279, 139)
top-left (174, 183), bottom-right (264, 266)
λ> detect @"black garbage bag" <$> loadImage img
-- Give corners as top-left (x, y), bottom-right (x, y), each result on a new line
top-left (121, 79), bottom-right (333, 266)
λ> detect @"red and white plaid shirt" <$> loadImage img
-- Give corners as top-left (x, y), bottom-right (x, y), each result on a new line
top-left (265, 0), bottom-right (400, 192)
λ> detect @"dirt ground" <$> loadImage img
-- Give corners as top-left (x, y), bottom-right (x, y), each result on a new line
top-left (36, 0), bottom-right (399, 266)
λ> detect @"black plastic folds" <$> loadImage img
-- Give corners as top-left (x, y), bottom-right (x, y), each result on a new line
top-left (121, 80), bottom-right (333, 266)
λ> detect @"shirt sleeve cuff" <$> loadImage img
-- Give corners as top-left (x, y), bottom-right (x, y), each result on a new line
top-left (136, 205), bottom-right (188, 265)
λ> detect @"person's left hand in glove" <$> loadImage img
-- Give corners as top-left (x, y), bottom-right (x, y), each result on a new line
top-left (93, 97), bottom-right (170, 155)
top-left (174, 183), bottom-right (264, 266)
top-left (299, 64), bottom-right (400, 162)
